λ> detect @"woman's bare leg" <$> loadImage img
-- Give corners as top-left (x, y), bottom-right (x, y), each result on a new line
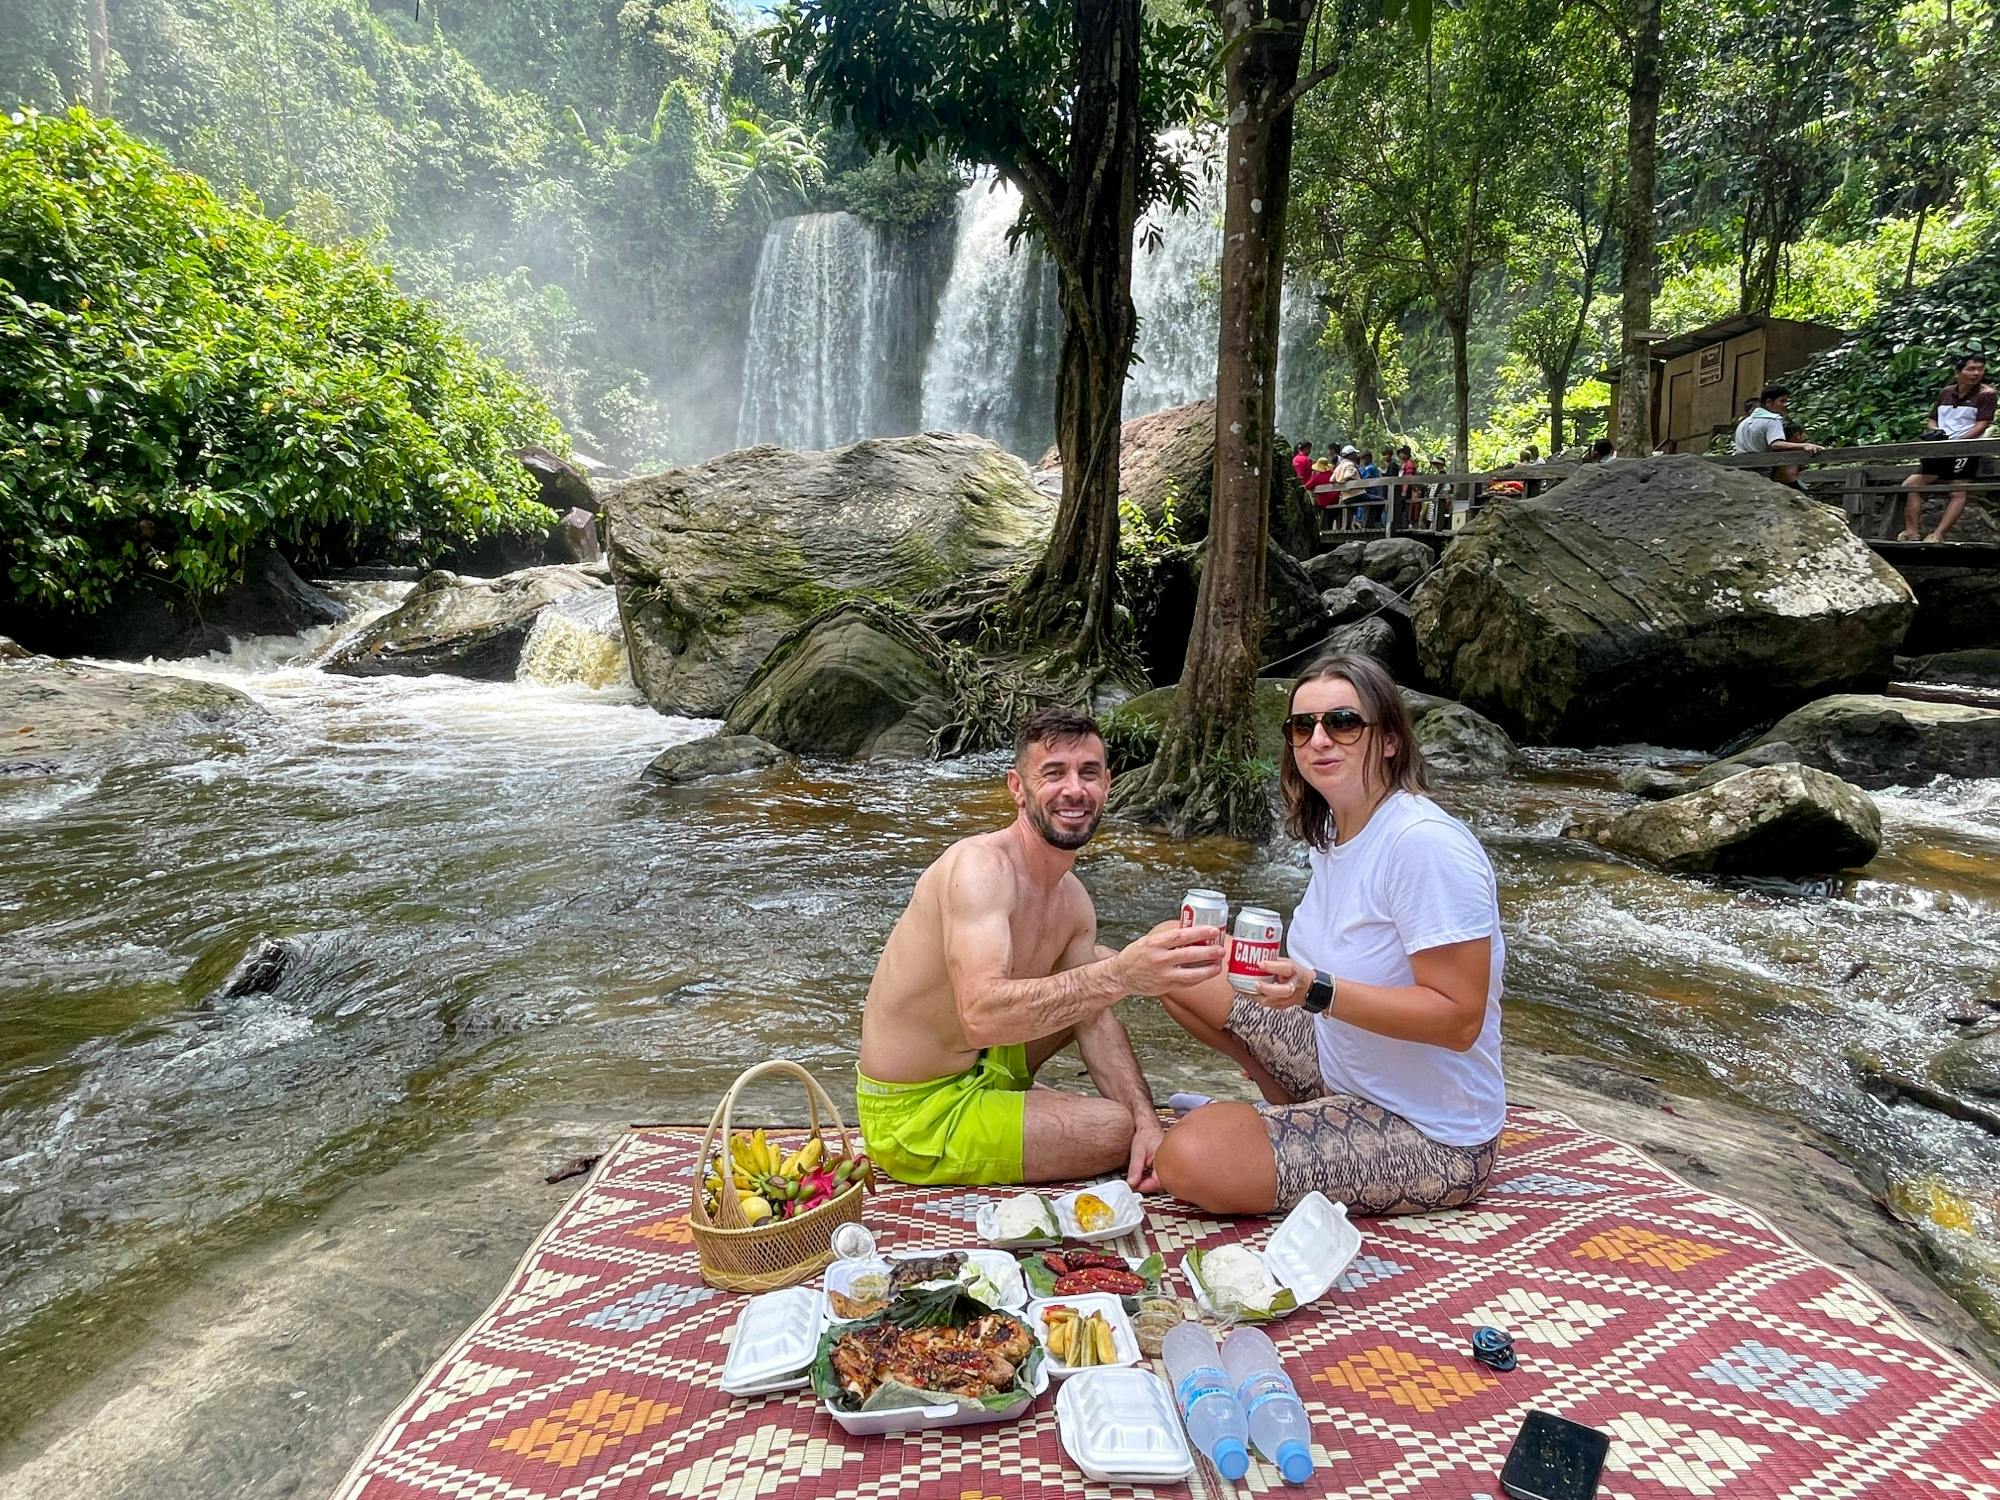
top-left (1154, 1103), bottom-right (1278, 1213)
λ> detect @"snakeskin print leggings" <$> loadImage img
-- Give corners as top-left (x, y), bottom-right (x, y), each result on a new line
top-left (1226, 997), bottom-right (1499, 1215)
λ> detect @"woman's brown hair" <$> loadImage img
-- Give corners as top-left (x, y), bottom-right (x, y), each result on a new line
top-left (1279, 654), bottom-right (1431, 851)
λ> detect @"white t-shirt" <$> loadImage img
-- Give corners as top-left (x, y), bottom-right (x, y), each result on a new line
top-left (1732, 408), bottom-right (1786, 453)
top-left (1286, 791), bottom-right (1506, 1147)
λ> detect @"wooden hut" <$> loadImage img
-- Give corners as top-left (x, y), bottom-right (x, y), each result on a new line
top-left (1603, 315), bottom-right (1845, 454)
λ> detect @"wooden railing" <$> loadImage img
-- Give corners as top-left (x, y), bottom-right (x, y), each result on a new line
top-left (1309, 437), bottom-right (2000, 545)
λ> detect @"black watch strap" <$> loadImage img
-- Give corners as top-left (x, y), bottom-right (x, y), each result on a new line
top-left (1303, 969), bottom-right (1336, 1014)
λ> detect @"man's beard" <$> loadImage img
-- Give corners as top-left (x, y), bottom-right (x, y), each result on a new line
top-left (1026, 797), bottom-right (1102, 851)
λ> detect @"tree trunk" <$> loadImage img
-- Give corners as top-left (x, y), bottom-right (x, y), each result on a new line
top-left (1903, 202), bottom-right (1927, 290)
top-left (1012, 0), bottom-right (1142, 666)
top-left (1616, 0), bottom-right (1662, 456)
top-left (1446, 310), bottom-right (1471, 470)
top-left (1111, 4), bottom-right (1306, 838)
top-left (87, 0), bottom-right (110, 112)
top-left (1339, 297), bottom-right (1382, 440)
top-left (1548, 374), bottom-right (1567, 456)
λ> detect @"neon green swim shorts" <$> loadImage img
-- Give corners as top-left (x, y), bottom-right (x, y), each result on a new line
top-left (855, 1045), bottom-right (1031, 1186)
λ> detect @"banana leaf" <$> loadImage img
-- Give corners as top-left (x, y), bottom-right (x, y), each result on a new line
top-left (1019, 1250), bottom-right (1165, 1304)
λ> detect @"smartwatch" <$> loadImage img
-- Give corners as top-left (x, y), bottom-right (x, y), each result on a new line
top-left (1302, 969), bottom-right (1336, 1015)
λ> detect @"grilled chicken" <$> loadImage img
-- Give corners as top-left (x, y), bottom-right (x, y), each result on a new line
top-left (827, 1316), bottom-right (1025, 1403)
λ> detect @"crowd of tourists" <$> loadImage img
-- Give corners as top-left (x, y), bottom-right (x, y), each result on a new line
top-left (1290, 440), bottom-right (1448, 530)
top-left (857, 658), bottom-right (1505, 1220)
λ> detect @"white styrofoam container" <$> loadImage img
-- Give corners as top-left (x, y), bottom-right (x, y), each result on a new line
top-left (821, 1346), bottom-right (1051, 1436)
top-left (974, 1192), bottom-right (1063, 1246)
top-left (1181, 1191), bottom-right (1362, 1319)
top-left (1024, 1292), bottom-right (1141, 1376)
top-left (822, 1256), bottom-right (893, 1324)
top-left (720, 1285), bottom-right (822, 1396)
top-left (1052, 1180), bottom-right (1144, 1243)
top-left (1055, 1367), bottom-right (1195, 1484)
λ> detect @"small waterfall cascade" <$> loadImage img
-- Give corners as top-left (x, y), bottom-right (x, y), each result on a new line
top-left (517, 589), bottom-right (632, 691)
top-left (736, 212), bottom-right (898, 451)
top-left (920, 176), bottom-right (1062, 457)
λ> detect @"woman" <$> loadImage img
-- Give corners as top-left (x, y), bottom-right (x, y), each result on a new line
top-left (1153, 654), bottom-right (1505, 1216)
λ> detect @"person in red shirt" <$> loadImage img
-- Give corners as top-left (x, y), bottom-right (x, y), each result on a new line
top-left (1292, 441), bottom-right (1315, 491)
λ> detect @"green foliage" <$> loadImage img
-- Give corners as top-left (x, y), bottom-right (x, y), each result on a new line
top-left (0, 108), bottom-right (560, 613)
top-left (829, 150), bottom-right (965, 230)
top-left (1097, 704), bottom-right (1162, 776)
top-left (1789, 242), bottom-right (2000, 445)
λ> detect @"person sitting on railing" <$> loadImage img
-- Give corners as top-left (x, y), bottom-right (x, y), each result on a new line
top-left (1732, 384), bottom-right (1825, 482)
top-left (1901, 354), bottom-right (1994, 543)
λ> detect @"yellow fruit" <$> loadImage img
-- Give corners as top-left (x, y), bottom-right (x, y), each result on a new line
top-left (1074, 1192), bottom-right (1114, 1232)
top-left (740, 1195), bottom-right (773, 1225)
top-left (1093, 1316), bottom-right (1117, 1365)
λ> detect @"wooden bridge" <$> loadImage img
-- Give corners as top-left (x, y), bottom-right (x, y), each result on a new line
top-left (1311, 437), bottom-right (2000, 569)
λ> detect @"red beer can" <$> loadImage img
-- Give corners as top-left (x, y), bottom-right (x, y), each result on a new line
top-left (1227, 906), bottom-right (1284, 996)
top-left (1179, 888), bottom-right (1229, 930)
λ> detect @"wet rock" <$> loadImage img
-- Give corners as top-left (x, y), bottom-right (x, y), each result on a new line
top-left (324, 567), bottom-right (603, 681)
top-left (1744, 694), bottom-right (2000, 788)
top-left (1320, 575), bottom-right (1407, 628)
top-left (1411, 455), bottom-right (1915, 747)
top-left (0, 548), bottom-right (348, 661)
top-left (1257, 544), bottom-right (1331, 668)
top-left (1353, 537), bottom-right (1435, 593)
top-left (1417, 702), bottom-right (1522, 779)
top-left (0, 636), bottom-right (34, 661)
top-left (722, 602), bottom-right (951, 758)
top-left (1931, 1029), bottom-right (2000, 1108)
top-left (1626, 741), bottom-right (1804, 799)
top-left (1619, 766), bottom-right (1691, 799)
top-left (643, 734), bottom-right (789, 784)
top-left (1900, 648), bottom-right (2000, 690)
top-left (1570, 762), bottom-right (1881, 876)
top-left (514, 445), bottom-right (597, 516)
top-left (0, 659), bottom-right (265, 775)
top-left (221, 940), bottom-right (294, 999)
top-left (1040, 398), bottom-right (1319, 561)
top-left (605, 433), bottom-right (1051, 717)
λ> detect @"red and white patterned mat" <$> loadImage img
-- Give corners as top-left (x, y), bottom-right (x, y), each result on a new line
top-left (333, 1108), bottom-right (2000, 1498)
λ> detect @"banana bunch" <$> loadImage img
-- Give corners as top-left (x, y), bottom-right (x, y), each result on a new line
top-left (702, 1129), bottom-right (872, 1226)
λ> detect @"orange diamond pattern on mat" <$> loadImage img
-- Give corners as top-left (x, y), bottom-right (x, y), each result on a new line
top-left (1312, 1344), bottom-right (1500, 1413)
top-left (333, 1106), bottom-right (2000, 1500)
top-left (490, 1388), bottom-right (679, 1468)
top-left (1606, 1412), bottom-right (1771, 1494)
top-left (1574, 1222), bottom-right (1730, 1272)
top-left (629, 1214), bottom-right (692, 1244)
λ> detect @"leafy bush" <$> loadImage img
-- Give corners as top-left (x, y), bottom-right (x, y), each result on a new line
top-left (0, 108), bottom-right (562, 614)
top-left (1790, 242), bottom-right (2000, 445)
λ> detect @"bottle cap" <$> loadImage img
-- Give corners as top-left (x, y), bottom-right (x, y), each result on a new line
top-left (831, 1223), bottom-right (876, 1261)
top-left (1212, 1437), bottom-right (1249, 1481)
top-left (1276, 1439), bottom-right (1314, 1485)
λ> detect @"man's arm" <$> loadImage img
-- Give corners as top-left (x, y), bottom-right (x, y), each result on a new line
top-left (1070, 937), bottom-right (1163, 1191)
top-left (944, 852), bottom-right (1222, 1048)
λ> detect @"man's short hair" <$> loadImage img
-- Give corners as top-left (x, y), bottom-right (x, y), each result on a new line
top-left (1760, 383), bottom-right (1789, 403)
top-left (1954, 353), bottom-right (1987, 372)
top-left (1014, 706), bottom-right (1103, 762)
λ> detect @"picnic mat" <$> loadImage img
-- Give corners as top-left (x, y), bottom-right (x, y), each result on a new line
top-left (333, 1106), bottom-right (2000, 1499)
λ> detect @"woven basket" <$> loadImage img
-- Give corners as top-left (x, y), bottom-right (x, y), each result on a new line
top-left (688, 1058), bottom-right (867, 1293)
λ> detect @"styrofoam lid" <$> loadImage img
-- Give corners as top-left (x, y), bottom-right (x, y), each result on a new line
top-left (1264, 1191), bottom-right (1361, 1305)
top-left (721, 1285), bottom-right (822, 1390)
top-left (1055, 1367), bottom-right (1194, 1481)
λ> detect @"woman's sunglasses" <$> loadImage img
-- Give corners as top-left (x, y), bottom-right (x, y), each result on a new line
top-left (1283, 708), bottom-right (1373, 747)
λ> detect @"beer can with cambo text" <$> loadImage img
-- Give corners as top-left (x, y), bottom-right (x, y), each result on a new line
top-left (1227, 907), bottom-right (1284, 995)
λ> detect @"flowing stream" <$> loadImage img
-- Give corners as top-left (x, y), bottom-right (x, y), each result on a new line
top-left (2, 593), bottom-right (1998, 1434)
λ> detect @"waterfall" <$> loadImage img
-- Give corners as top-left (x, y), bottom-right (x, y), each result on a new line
top-left (517, 590), bottom-right (632, 691)
top-left (736, 212), bottom-right (897, 451)
top-left (920, 177), bottom-right (1061, 458)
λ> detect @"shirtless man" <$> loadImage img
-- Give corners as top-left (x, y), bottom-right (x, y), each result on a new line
top-left (857, 708), bottom-right (1225, 1190)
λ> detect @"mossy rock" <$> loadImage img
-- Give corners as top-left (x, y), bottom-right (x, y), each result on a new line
top-left (723, 603), bottom-right (952, 758)
top-left (603, 433), bottom-right (1052, 717)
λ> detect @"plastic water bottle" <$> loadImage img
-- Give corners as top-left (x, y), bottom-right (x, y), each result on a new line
top-left (1222, 1326), bottom-right (1315, 1485)
top-left (1162, 1322), bottom-right (1250, 1481)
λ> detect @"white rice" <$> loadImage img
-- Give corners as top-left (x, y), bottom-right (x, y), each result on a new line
top-left (1201, 1245), bottom-right (1279, 1308)
top-left (993, 1192), bottom-right (1056, 1240)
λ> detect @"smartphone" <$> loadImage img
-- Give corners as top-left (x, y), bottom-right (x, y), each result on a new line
top-left (1498, 1411), bottom-right (1610, 1500)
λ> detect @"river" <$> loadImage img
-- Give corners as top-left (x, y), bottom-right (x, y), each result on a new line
top-left (2, 584), bottom-right (1997, 1442)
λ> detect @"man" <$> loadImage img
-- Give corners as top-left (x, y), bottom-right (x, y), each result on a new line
top-left (1733, 383), bottom-right (1824, 486)
top-left (1331, 444), bottom-right (1362, 530)
top-left (1292, 440), bottom-right (1315, 491)
top-left (856, 708), bottom-right (1225, 1190)
top-left (1901, 355), bottom-right (1995, 542)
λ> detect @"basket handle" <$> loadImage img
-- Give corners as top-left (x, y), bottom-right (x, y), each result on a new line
top-left (694, 1059), bottom-right (860, 1230)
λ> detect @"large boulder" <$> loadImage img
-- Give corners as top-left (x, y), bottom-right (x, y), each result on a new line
top-left (1257, 544), bottom-right (1331, 669)
top-left (1305, 537), bottom-right (1435, 595)
top-left (1412, 456), bottom-right (1916, 747)
top-left (722, 603), bottom-right (952, 758)
top-left (606, 433), bottom-right (1052, 717)
top-left (0, 548), bottom-right (348, 661)
top-left (1896, 563), bottom-right (2000, 654)
top-left (1321, 576), bottom-right (1407, 627)
top-left (0, 659), bottom-right (265, 775)
top-left (1900, 648), bottom-right (2000, 690)
top-left (1041, 398), bottom-right (1319, 561)
top-left (514, 445), bottom-right (598, 516)
top-left (324, 566), bottom-right (603, 681)
top-left (1743, 693), bottom-right (2000, 788)
top-left (643, 734), bottom-right (789, 784)
top-left (1417, 702), bottom-right (1522, 779)
top-left (1570, 762), bottom-right (1881, 876)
